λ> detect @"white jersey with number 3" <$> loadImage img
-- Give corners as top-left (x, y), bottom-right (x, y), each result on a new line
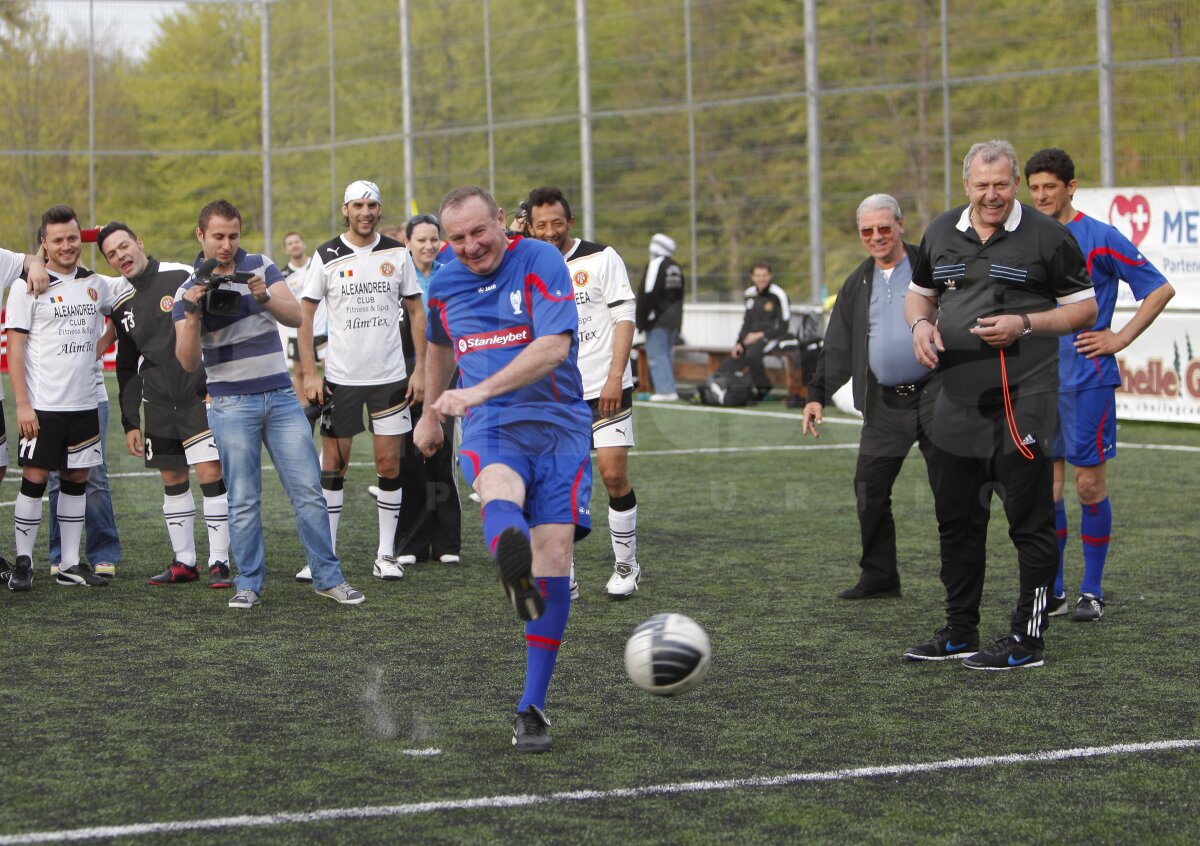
top-left (564, 239), bottom-right (635, 399)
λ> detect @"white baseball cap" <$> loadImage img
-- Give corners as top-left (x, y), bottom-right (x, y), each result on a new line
top-left (344, 180), bottom-right (381, 204)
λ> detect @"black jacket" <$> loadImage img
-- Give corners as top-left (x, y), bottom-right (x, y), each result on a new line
top-left (113, 257), bottom-right (209, 433)
top-left (737, 282), bottom-right (791, 345)
top-left (806, 243), bottom-right (921, 415)
top-left (636, 256), bottom-right (685, 332)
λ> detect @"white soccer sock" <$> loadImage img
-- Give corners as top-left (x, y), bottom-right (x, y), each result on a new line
top-left (14, 493), bottom-right (42, 561)
top-left (203, 493), bottom-right (230, 566)
top-left (163, 491), bottom-right (197, 567)
top-left (56, 492), bottom-right (87, 569)
top-left (376, 482), bottom-right (402, 558)
top-left (323, 488), bottom-right (344, 552)
top-left (609, 503), bottom-right (638, 565)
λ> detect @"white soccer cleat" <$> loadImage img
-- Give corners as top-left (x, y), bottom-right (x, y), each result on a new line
top-left (373, 555), bottom-right (405, 580)
top-left (367, 485), bottom-right (381, 499)
top-left (396, 554), bottom-right (417, 566)
top-left (605, 561), bottom-right (641, 598)
top-left (438, 554), bottom-right (460, 564)
top-left (294, 565), bottom-right (313, 583)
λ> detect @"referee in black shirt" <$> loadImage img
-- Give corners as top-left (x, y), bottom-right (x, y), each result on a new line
top-left (903, 139), bottom-right (1096, 671)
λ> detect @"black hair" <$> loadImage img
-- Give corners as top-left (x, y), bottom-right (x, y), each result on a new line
top-left (525, 187), bottom-right (572, 221)
top-left (1024, 148), bottom-right (1075, 184)
top-left (97, 221), bottom-right (138, 253)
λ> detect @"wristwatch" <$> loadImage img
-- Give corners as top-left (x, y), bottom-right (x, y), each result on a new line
top-left (1020, 313), bottom-right (1033, 336)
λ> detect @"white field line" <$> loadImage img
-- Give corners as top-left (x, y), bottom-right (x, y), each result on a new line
top-left (0, 740), bottom-right (1195, 844)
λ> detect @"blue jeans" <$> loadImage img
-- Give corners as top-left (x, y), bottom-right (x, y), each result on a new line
top-left (208, 387), bottom-right (345, 594)
top-left (48, 400), bottom-right (121, 566)
top-left (645, 326), bottom-right (679, 395)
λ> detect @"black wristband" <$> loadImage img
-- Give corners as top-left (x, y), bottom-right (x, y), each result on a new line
top-left (1021, 313), bottom-right (1033, 335)
top-left (182, 297), bottom-right (200, 314)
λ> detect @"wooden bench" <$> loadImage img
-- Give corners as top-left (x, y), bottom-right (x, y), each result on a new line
top-left (635, 343), bottom-right (807, 403)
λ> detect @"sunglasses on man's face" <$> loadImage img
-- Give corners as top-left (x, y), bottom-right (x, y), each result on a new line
top-left (859, 225), bottom-right (893, 238)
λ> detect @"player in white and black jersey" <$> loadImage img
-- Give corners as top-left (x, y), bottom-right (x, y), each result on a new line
top-left (527, 187), bottom-right (642, 599)
top-left (4, 206), bottom-right (115, 591)
top-left (278, 231), bottom-right (326, 410)
top-left (0, 246), bottom-right (49, 587)
top-left (97, 222), bottom-right (232, 589)
top-left (297, 180), bottom-right (427, 582)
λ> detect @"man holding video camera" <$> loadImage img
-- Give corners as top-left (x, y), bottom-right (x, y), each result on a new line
top-left (174, 199), bottom-right (365, 609)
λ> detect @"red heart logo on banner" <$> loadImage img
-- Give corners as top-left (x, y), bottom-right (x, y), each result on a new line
top-left (1109, 194), bottom-right (1151, 247)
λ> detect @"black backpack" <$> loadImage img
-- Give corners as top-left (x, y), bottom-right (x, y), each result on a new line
top-left (698, 370), bottom-right (754, 407)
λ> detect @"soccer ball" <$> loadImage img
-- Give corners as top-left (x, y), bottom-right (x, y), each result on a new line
top-left (624, 613), bottom-right (711, 696)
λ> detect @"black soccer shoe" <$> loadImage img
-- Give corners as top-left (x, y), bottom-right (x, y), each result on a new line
top-left (512, 705), bottom-right (552, 753)
top-left (962, 635), bottom-right (1044, 671)
top-left (7, 556), bottom-right (33, 592)
top-left (55, 564), bottom-right (110, 587)
top-left (904, 627), bottom-right (978, 661)
top-left (495, 528), bottom-right (543, 622)
top-left (0, 556), bottom-right (12, 586)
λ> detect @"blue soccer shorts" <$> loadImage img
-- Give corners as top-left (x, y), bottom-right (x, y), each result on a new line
top-left (1054, 386), bottom-right (1117, 466)
top-left (459, 420), bottom-right (592, 539)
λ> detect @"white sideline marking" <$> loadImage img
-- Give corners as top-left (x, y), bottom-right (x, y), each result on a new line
top-left (402, 748), bottom-right (442, 757)
top-left (1, 740), bottom-right (1195, 844)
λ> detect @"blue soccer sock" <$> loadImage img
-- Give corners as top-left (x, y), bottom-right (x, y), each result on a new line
top-left (481, 499), bottom-right (529, 557)
top-left (1054, 498), bottom-right (1068, 598)
top-left (1080, 497), bottom-right (1112, 599)
top-left (518, 575), bottom-right (571, 713)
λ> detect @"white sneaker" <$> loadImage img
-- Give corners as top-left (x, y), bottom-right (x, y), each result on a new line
top-left (315, 581), bottom-right (366, 605)
top-left (569, 562), bottom-right (579, 601)
top-left (648, 392), bottom-right (679, 402)
top-left (373, 555), bottom-right (405, 580)
top-left (396, 554), bottom-right (417, 566)
top-left (367, 485), bottom-right (381, 499)
top-left (439, 554), bottom-right (460, 564)
top-left (294, 565), bottom-right (313, 583)
top-left (605, 561), bottom-right (641, 597)
top-left (228, 589), bottom-right (260, 609)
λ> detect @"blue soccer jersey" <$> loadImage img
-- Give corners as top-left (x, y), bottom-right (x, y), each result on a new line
top-left (1062, 212), bottom-right (1170, 390)
top-left (427, 236), bottom-right (591, 435)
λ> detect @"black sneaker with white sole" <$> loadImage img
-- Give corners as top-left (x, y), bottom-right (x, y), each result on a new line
top-left (55, 564), bottom-right (110, 587)
top-left (7, 556), bottom-right (33, 592)
top-left (495, 528), bottom-right (543, 622)
top-left (512, 705), bottom-right (552, 753)
top-left (904, 627), bottom-right (978, 661)
top-left (962, 634), bottom-right (1044, 671)
top-left (1048, 593), bottom-right (1070, 617)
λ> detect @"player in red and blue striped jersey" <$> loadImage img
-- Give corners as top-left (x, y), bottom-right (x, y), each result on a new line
top-left (414, 186), bottom-right (592, 753)
top-left (1025, 148), bottom-right (1175, 622)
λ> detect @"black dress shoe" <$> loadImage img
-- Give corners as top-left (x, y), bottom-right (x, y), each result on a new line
top-left (837, 583), bottom-right (902, 600)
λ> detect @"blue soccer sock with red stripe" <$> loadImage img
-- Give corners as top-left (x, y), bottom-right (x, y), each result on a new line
top-left (518, 575), bottom-right (571, 712)
top-left (1080, 498), bottom-right (1112, 599)
top-left (481, 499), bottom-right (529, 556)
top-left (1054, 498), bottom-right (1068, 598)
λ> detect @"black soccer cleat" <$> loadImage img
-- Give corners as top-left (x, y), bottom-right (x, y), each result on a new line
top-left (1070, 592), bottom-right (1104, 622)
top-left (904, 627), bottom-right (978, 661)
top-left (7, 556), bottom-right (33, 592)
top-left (512, 705), bottom-right (552, 753)
top-left (494, 528), bottom-right (543, 622)
top-left (56, 564), bottom-right (110, 587)
top-left (148, 562), bottom-right (199, 586)
top-left (208, 562), bottom-right (233, 590)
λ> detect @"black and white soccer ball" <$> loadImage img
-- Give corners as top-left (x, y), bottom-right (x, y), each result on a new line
top-left (624, 613), bottom-right (711, 696)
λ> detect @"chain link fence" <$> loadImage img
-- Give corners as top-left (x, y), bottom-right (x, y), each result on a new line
top-left (2, 0), bottom-right (1197, 302)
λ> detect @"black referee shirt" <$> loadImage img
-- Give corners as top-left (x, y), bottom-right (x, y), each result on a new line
top-left (910, 202), bottom-right (1093, 404)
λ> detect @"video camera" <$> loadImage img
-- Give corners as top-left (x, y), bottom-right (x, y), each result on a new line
top-left (191, 258), bottom-right (251, 317)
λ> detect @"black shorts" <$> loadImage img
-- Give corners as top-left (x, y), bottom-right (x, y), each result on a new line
top-left (287, 334), bottom-right (328, 364)
top-left (18, 408), bottom-right (102, 471)
top-left (320, 379), bottom-right (412, 438)
top-left (143, 399), bottom-right (219, 469)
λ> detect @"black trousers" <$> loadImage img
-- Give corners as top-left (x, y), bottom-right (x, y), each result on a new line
top-left (718, 339), bottom-right (776, 391)
top-left (927, 390), bottom-right (1058, 646)
top-left (852, 378), bottom-right (938, 589)
top-left (395, 401), bottom-right (462, 560)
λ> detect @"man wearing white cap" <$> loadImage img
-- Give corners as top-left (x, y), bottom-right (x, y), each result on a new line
top-left (635, 233), bottom-right (685, 401)
top-left (295, 180), bottom-right (426, 582)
